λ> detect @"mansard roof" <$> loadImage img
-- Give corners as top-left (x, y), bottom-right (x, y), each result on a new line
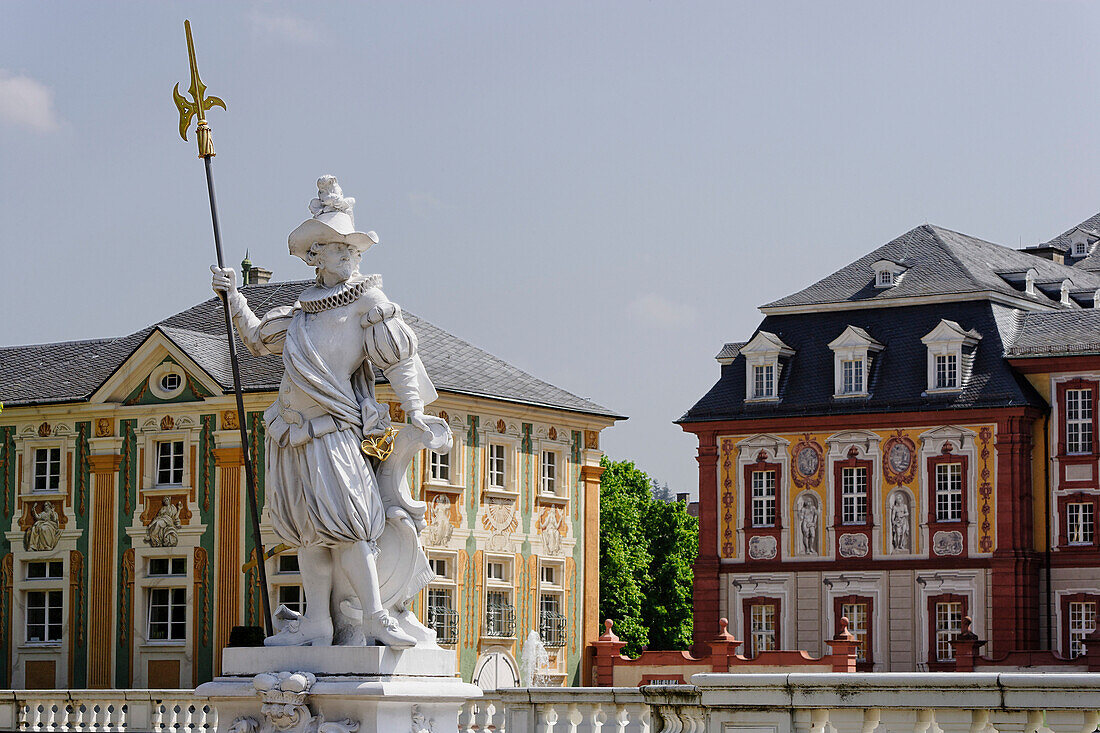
top-left (678, 301), bottom-right (1043, 423)
top-left (1039, 212), bottom-right (1100, 271)
top-left (0, 280), bottom-right (622, 419)
top-left (1006, 310), bottom-right (1100, 358)
top-left (763, 224), bottom-right (1100, 312)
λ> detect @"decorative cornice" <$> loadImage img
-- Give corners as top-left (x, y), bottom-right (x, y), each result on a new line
top-left (87, 454), bottom-right (122, 473)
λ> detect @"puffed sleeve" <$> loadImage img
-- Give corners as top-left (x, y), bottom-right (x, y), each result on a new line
top-left (227, 290), bottom-right (294, 356)
top-left (362, 300), bottom-right (438, 412)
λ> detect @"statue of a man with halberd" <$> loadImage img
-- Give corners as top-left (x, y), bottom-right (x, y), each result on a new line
top-left (212, 176), bottom-right (448, 648)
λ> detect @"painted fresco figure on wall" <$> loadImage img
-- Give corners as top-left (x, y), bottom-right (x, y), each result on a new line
top-left (211, 176), bottom-right (448, 648)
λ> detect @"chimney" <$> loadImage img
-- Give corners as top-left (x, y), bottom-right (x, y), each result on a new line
top-left (1020, 244), bottom-right (1064, 264)
top-left (248, 267), bottom-right (273, 285)
top-left (677, 492), bottom-right (689, 503)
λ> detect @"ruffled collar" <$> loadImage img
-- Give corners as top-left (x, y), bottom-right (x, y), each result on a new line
top-left (298, 273), bottom-right (381, 313)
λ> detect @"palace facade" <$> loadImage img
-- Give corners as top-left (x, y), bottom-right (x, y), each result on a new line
top-left (0, 276), bottom-right (620, 689)
top-left (680, 217), bottom-right (1100, 670)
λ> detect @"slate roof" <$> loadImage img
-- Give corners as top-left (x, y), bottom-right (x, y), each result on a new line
top-left (1006, 310), bottom-right (1100, 358)
top-left (1040, 211), bottom-right (1100, 272)
top-left (763, 224), bottom-right (1100, 311)
top-left (678, 301), bottom-right (1043, 423)
top-left (0, 280), bottom-right (621, 419)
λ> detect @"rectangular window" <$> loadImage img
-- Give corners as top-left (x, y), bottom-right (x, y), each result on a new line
top-left (841, 467), bottom-right (868, 524)
top-left (429, 557), bottom-right (448, 578)
top-left (277, 554), bottom-right (300, 573)
top-left (485, 590), bottom-right (515, 638)
top-left (935, 601), bottom-right (962, 662)
top-left (1068, 503), bottom-right (1095, 545)
top-left (1067, 388), bottom-right (1094, 455)
top-left (33, 448), bottom-right (61, 492)
top-left (427, 587), bottom-right (458, 644)
top-left (487, 561), bottom-right (506, 581)
top-left (877, 270), bottom-right (894, 287)
top-left (935, 463), bottom-right (963, 522)
top-left (750, 470), bottom-right (776, 527)
top-left (753, 364), bottom-right (775, 398)
top-left (540, 451), bottom-right (557, 495)
top-left (277, 585), bottom-right (306, 616)
top-left (488, 444), bottom-right (506, 489)
top-left (841, 602), bottom-right (870, 663)
top-left (26, 590), bottom-right (63, 643)
top-left (156, 441), bottom-right (185, 485)
top-left (148, 557), bottom-right (187, 577)
top-left (541, 565), bottom-right (557, 585)
top-left (1069, 601), bottom-right (1097, 658)
top-left (26, 561), bottom-right (63, 580)
top-left (148, 587), bottom-right (187, 641)
top-left (935, 354), bottom-right (958, 390)
top-left (429, 450), bottom-right (451, 482)
top-left (749, 604), bottom-right (777, 656)
top-left (841, 359), bottom-right (864, 394)
top-left (539, 593), bottom-right (567, 648)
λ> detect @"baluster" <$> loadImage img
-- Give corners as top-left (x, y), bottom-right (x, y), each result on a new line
top-left (810, 709), bottom-right (832, 733)
top-left (567, 703), bottom-right (582, 733)
top-left (637, 703), bottom-right (652, 733)
top-left (461, 700), bottom-right (478, 733)
top-left (591, 703), bottom-right (606, 733)
top-left (614, 705), bottom-right (629, 733)
top-left (544, 705), bottom-right (559, 733)
top-left (1044, 711), bottom-right (1097, 733)
top-left (29, 702), bottom-right (45, 732)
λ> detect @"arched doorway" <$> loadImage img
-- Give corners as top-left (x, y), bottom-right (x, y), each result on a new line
top-left (473, 650), bottom-right (519, 690)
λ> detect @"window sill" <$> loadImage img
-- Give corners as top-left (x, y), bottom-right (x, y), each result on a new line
top-left (924, 387), bottom-right (963, 396)
top-left (483, 487), bottom-right (519, 501)
top-left (536, 493), bottom-right (568, 506)
top-left (422, 481), bottom-right (465, 495)
top-left (833, 392), bottom-right (870, 400)
top-left (140, 641), bottom-right (187, 649)
top-left (21, 641), bottom-right (62, 648)
top-left (22, 490), bottom-right (65, 500)
top-left (744, 396), bottom-right (780, 404)
top-left (144, 485), bottom-right (192, 496)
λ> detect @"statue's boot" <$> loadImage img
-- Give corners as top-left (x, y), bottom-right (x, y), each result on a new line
top-left (365, 610), bottom-right (416, 649)
top-left (264, 616), bottom-right (334, 647)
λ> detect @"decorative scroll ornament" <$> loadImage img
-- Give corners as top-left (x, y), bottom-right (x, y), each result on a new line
top-left (228, 671), bottom-right (359, 733)
top-left (37, 422), bottom-right (51, 437)
top-left (791, 434), bottom-right (824, 488)
top-left (933, 530), bottom-right (964, 556)
top-left (748, 535), bottom-right (777, 560)
top-left (95, 418), bottom-right (112, 438)
top-left (23, 502), bottom-right (61, 552)
top-left (411, 705), bottom-right (436, 733)
top-left (360, 426), bottom-right (398, 462)
top-left (839, 533), bottom-right (869, 558)
top-left (882, 431), bottom-right (917, 486)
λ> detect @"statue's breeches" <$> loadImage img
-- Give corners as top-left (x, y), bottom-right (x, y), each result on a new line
top-left (265, 429), bottom-right (386, 547)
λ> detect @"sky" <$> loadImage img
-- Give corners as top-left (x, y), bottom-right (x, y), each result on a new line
top-left (4, 1), bottom-right (1100, 496)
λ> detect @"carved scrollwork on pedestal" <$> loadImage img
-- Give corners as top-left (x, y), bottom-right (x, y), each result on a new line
top-left (229, 672), bottom-right (360, 733)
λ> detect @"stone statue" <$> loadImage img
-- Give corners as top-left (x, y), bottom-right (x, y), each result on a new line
top-left (423, 495), bottom-right (453, 547)
top-left (795, 493), bottom-right (818, 555)
top-left (145, 497), bottom-right (182, 547)
top-left (24, 502), bottom-right (61, 552)
top-left (212, 176), bottom-right (450, 648)
top-left (890, 491), bottom-right (911, 552)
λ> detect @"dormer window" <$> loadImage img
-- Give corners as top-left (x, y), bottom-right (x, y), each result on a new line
top-left (921, 320), bottom-right (981, 394)
top-left (828, 326), bottom-right (883, 399)
top-left (1075, 241), bottom-right (1089, 257)
top-left (740, 331), bottom-right (795, 403)
top-left (871, 259), bottom-right (907, 289)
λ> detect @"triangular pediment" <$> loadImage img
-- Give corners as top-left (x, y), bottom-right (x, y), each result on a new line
top-left (740, 331), bottom-right (794, 357)
top-left (920, 319), bottom-right (981, 346)
top-left (89, 328), bottom-right (224, 405)
top-left (828, 325), bottom-right (884, 351)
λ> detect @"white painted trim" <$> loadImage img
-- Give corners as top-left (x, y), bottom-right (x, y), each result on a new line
top-left (759, 290), bottom-right (1062, 316)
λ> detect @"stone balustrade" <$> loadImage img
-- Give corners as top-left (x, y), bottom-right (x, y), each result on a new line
top-left (0, 690), bottom-right (216, 731)
top-left (2, 674), bottom-right (1099, 733)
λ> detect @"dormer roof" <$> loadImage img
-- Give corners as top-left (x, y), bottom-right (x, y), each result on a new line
top-left (740, 330), bottom-right (795, 357)
top-left (828, 325), bottom-right (884, 351)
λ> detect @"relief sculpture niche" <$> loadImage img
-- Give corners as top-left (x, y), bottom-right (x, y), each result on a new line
top-left (795, 492), bottom-right (819, 555)
top-left (145, 497), bottom-right (183, 548)
top-left (23, 502), bottom-right (61, 552)
top-left (422, 495), bottom-right (453, 547)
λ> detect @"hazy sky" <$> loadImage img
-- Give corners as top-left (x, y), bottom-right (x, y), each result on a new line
top-left (4, 2), bottom-right (1100, 496)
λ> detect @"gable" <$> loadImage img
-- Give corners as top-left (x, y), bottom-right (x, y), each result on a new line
top-left (121, 357), bottom-right (213, 406)
top-left (90, 329), bottom-right (224, 405)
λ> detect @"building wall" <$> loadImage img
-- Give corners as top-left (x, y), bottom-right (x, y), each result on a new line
top-left (0, 359), bottom-right (610, 689)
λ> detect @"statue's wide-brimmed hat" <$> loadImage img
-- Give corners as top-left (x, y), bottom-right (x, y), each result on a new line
top-left (288, 176), bottom-right (378, 260)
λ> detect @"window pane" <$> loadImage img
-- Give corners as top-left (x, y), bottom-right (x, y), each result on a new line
top-left (841, 467), bottom-right (867, 524)
top-left (841, 602), bottom-right (869, 662)
top-left (1070, 601), bottom-right (1097, 658)
top-left (935, 601), bottom-right (962, 661)
top-left (751, 470), bottom-right (776, 527)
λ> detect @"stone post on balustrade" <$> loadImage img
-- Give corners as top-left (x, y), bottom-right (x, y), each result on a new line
top-left (949, 616), bottom-right (986, 672)
top-left (824, 617), bottom-right (859, 672)
top-left (590, 620), bottom-right (628, 686)
top-left (707, 618), bottom-right (743, 673)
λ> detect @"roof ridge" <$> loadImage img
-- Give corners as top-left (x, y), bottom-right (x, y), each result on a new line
top-left (922, 224), bottom-right (1006, 292)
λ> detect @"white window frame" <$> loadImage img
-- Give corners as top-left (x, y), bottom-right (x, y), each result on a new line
top-left (749, 603), bottom-right (777, 656)
top-left (540, 450), bottom-right (559, 496)
top-left (935, 462), bottom-right (963, 522)
top-left (156, 440), bottom-right (185, 486)
top-left (484, 438), bottom-right (518, 495)
top-left (147, 586), bottom-right (187, 643)
top-left (740, 331), bottom-right (794, 403)
top-left (32, 447), bottom-right (62, 494)
top-left (750, 470), bottom-right (776, 528)
top-left (1069, 601), bottom-right (1097, 658)
top-left (829, 326), bottom-right (882, 399)
top-left (1066, 388), bottom-right (1094, 456)
top-left (934, 600), bottom-right (963, 662)
top-left (1068, 502), bottom-right (1095, 545)
top-left (921, 320), bottom-right (980, 395)
top-left (841, 466), bottom-right (868, 525)
top-left (25, 588), bottom-right (64, 644)
top-left (429, 449), bottom-right (451, 483)
top-left (934, 354), bottom-right (958, 390)
top-left (871, 259), bottom-right (907, 289)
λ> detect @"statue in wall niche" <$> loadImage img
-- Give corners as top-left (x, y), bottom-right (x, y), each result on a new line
top-left (145, 497), bottom-right (182, 548)
top-left (795, 493), bottom-right (819, 555)
top-left (889, 492), bottom-right (911, 553)
top-left (211, 176), bottom-right (451, 648)
top-left (24, 502), bottom-right (61, 552)
top-left (423, 495), bottom-right (453, 547)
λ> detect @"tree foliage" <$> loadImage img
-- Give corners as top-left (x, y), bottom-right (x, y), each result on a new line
top-left (598, 456), bottom-right (698, 656)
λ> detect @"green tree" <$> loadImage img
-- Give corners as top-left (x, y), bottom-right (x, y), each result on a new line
top-left (598, 456), bottom-right (697, 656)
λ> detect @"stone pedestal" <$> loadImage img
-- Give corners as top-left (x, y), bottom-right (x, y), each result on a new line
top-left (195, 647), bottom-right (481, 733)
